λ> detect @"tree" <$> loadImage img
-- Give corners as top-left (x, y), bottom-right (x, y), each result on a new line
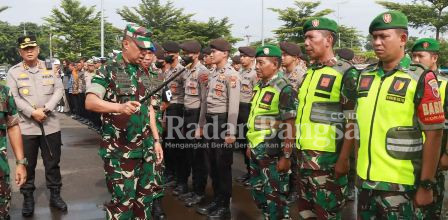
top-left (0, 6), bottom-right (9, 13)
top-left (117, 0), bottom-right (240, 46)
top-left (270, 1), bottom-right (333, 43)
top-left (0, 21), bottom-right (50, 65)
top-left (44, 0), bottom-right (121, 61)
top-left (377, 0), bottom-right (448, 40)
top-left (338, 25), bottom-right (363, 49)
top-left (249, 38), bottom-right (277, 48)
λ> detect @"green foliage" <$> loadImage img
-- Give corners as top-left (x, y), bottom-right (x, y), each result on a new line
top-left (249, 38), bottom-right (278, 48)
top-left (377, 0), bottom-right (448, 39)
top-left (117, 0), bottom-right (240, 46)
top-left (338, 25), bottom-right (363, 49)
top-left (270, 1), bottom-right (333, 43)
top-left (44, 0), bottom-right (121, 61)
top-left (0, 21), bottom-right (50, 65)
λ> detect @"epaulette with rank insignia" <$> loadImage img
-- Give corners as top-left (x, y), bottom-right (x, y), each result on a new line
top-left (10, 63), bottom-right (21, 70)
top-left (361, 63), bottom-right (378, 74)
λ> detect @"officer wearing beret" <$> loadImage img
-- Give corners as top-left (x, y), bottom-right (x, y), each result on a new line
top-left (235, 46), bottom-right (258, 186)
top-left (410, 38), bottom-right (448, 220)
top-left (295, 17), bottom-right (359, 219)
top-left (85, 24), bottom-right (164, 219)
top-left (355, 12), bottom-right (444, 219)
top-left (161, 41), bottom-right (186, 194)
top-left (7, 35), bottom-right (66, 217)
top-left (196, 38), bottom-right (240, 219)
top-left (231, 55), bottom-right (241, 72)
top-left (246, 45), bottom-right (297, 219)
top-left (176, 40), bottom-right (209, 207)
top-left (279, 41), bottom-right (307, 91)
top-left (202, 47), bottom-right (215, 71)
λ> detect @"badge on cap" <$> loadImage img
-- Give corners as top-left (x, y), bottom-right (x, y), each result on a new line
top-left (263, 48), bottom-right (270, 55)
top-left (383, 13), bottom-right (392, 24)
top-left (312, 19), bottom-right (320, 27)
top-left (24, 38), bottom-right (30, 43)
top-left (423, 42), bottom-right (430, 49)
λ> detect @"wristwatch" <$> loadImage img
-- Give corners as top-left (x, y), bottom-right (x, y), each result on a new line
top-left (419, 179), bottom-right (436, 190)
top-left (283, 151), bottom-right (291, 159)
top-left (16, 158), bottom-right (28, 166)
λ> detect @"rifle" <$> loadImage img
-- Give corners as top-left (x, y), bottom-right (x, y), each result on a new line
top-left (139, 63), bottom-right (192, 104)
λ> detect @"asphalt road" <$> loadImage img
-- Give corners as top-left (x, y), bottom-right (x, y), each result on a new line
top-left (5, 113), bottom-right (446, 219)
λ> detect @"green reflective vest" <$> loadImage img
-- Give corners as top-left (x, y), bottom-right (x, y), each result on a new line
top-left (356, 64), bottom-right (430, 186)
top-left (247, 74), bottom-right (289, 148)
top-left (295, 61), bottom-right (351, 152)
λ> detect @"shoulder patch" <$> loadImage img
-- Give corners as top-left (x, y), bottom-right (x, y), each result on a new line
top-left (361, 63), bottom-right (378, 73)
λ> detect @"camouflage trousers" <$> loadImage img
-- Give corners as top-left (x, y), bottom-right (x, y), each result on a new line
top-left (103, 156), bottom-right (164, 220)
top-left (358, 188), bottom-right (415, 219)
top-left (297, 169), bottom-right (348, 220)
top-left (0, 153), bottom-right (10, 219)
top-left (249, 143), bottom-right (290, 220)
top-left (416, 171), bottom-right (445, 220)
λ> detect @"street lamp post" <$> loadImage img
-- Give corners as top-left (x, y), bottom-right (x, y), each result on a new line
top-left (261, 0), bottom-right (265, 46)
top-left (101, 0), bottom-right (104, 57)
top-left (336, 0), bottom-right (349, 48)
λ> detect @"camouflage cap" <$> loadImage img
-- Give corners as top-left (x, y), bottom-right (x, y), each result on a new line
top-left (238, 46), bottom-right (256, 57)
top-left (303, 17), bottom-right (338, 33)
top-left (255, 44), bottom-right (282, 58)
top-left (124, 24), bottom-right (155, 51)
top-left (18, 35), bottom-right (38, 49)
top-left (369, 10), bottom-right (408, 34)
top-left (411, 38), bottom-right (439, 53)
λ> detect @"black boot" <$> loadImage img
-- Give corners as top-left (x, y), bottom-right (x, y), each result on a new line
top-left (196, 199), bottom-right (219, 215)
top-left (50, 188), bottom-right (68, 212)
top-left (152, 198), bottom-right (166, 220)
top-left (207, 206), bottom-right (231, 220)
top-left (185, 193), bottom-right (205, 207)
top-left (22, 191), bottom-right (34, 217)
top-left (172, 184), bottom-right (188, 196)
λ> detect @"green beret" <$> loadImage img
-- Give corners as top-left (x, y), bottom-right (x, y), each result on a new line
top-left (303, 17), bottom-right (338, 33)
top-left (369, 10), bottom-right (408, 34)
top-left (411, 38), bottom-right (440, 53)
top-left (255, 45), bottom-right (282, 58)
top-left (124, 24), bottom-right (155, 51)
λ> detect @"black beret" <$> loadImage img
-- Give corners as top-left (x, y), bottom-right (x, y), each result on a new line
top-left (202, 47), bottom-right (212, 55)
top-left (335, 48), bottom-right (355, 61)
top-left (180, 40), bottom-right (202, 53)
top-left (238, 46), bottom-right (256, 57)
top-left (279, 42), bottom-right (302, 57)
top-left (154, 42), bottom-right (166, 60)
top-left (231, 55), bottom-right (241, 64)
top-left (18, 35), bottom-right (37, 48)
top-left (210, 38), bottom-right (231, 51)
top-left (162, 41), bottom-right (180, 53)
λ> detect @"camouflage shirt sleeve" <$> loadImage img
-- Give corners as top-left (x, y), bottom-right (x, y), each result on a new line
top-left (5, 86), bottom-right (19, 127)
top-left (278, 85), bottom-right (298, 121)
top-left (86, 67), bottom-right (110, 99)
top-left (340, 67), bottom-right (359, 108)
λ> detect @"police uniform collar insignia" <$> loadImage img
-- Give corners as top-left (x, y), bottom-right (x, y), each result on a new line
top-left (383, 13), bottom-right (392, 24)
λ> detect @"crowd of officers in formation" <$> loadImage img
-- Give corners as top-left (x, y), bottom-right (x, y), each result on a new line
top-left (0, 9), bottom-right (446, 220)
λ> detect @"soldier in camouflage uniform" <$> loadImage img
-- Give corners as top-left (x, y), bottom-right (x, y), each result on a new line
top-left (141, 47), bottom-right (167, 220)
top-left (85, 24), bottom-right (164, 220)
top-left (246, 45), bottom-right (297, 220)
top-left (356, 11), bottom-right (444, 219)
top-left (411, 38), bottom-right (447, 220)
top-left (235, 46), bottom-right (258, 186)
top-left (278, 41), bottom-right (306, 205)
top-left (295, 17), bottom-right (359, 219)
top-left (0, 84), bottom-right (27, 219)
